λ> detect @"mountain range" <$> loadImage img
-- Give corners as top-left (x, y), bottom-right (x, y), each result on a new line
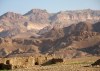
top-left (0, 9), bottom-right (100, 58)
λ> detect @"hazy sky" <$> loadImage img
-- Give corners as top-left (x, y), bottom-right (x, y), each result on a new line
top-left (0, 0), bottom-right (100, 15)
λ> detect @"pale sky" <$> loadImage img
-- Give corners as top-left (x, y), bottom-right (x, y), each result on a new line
top-left (0, 0), bottom-right (100, 15)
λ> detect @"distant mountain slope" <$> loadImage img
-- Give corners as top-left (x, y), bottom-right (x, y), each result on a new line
top-left (0, 9), bottom-right (100, 37)
top-left (0, 9), bottom-right (100, 58)
top-left (37, 21), bottom-right (100, 58)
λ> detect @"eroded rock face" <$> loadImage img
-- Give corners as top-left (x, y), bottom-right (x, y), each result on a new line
top-left (0, 9), bottom-right (100, 38)
top-left (37, 21), bottom-right (100, 57)
top-left (0, 9), bottom-right (100, 58)
top-left (24, 9), bottom-right (50, 24)
top-left (50, 9), bottom-right (100, 25)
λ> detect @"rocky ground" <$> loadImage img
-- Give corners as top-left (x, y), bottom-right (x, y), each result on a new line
top-left (10, 56), bottom-right (100, 71)
top-left (12, 64), bottom-right (100, 71)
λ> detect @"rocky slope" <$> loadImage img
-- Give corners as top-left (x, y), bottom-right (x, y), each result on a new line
top-left (0, 9), bottom-right (100, 38)
top-left (0, 9), bottom-right (100, 58)
top-left (0, 21), bottom-right (100, 58)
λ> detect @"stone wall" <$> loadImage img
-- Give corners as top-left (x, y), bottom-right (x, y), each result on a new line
top-left (0, 56), bottom-right (35, 69)
top-left (0, 55), bottom-right (63, 70)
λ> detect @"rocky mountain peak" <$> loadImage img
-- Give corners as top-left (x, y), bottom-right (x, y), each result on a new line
top-left (0, 12), bottom-right (23, 19)
top-left (24, 9), bottom-right (49, 24)
top-left (24, 9), bottom-right (48, 16)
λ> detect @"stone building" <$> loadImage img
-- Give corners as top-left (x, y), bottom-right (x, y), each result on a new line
top-left (0, 54), bottom-right (63, 70)
top-left (0, 56), bottom-right (35, 69)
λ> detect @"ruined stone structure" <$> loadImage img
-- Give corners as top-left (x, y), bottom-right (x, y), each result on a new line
top-left (0, 56), bottom-right (35, 69)
top-left (0, 55), bottom-right (63, 70)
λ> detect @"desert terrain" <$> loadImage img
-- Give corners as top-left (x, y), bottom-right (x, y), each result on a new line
top-left (1, 56), bottom-right (98, 71)
top-left (0, 9), bottom-right (100, 71)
